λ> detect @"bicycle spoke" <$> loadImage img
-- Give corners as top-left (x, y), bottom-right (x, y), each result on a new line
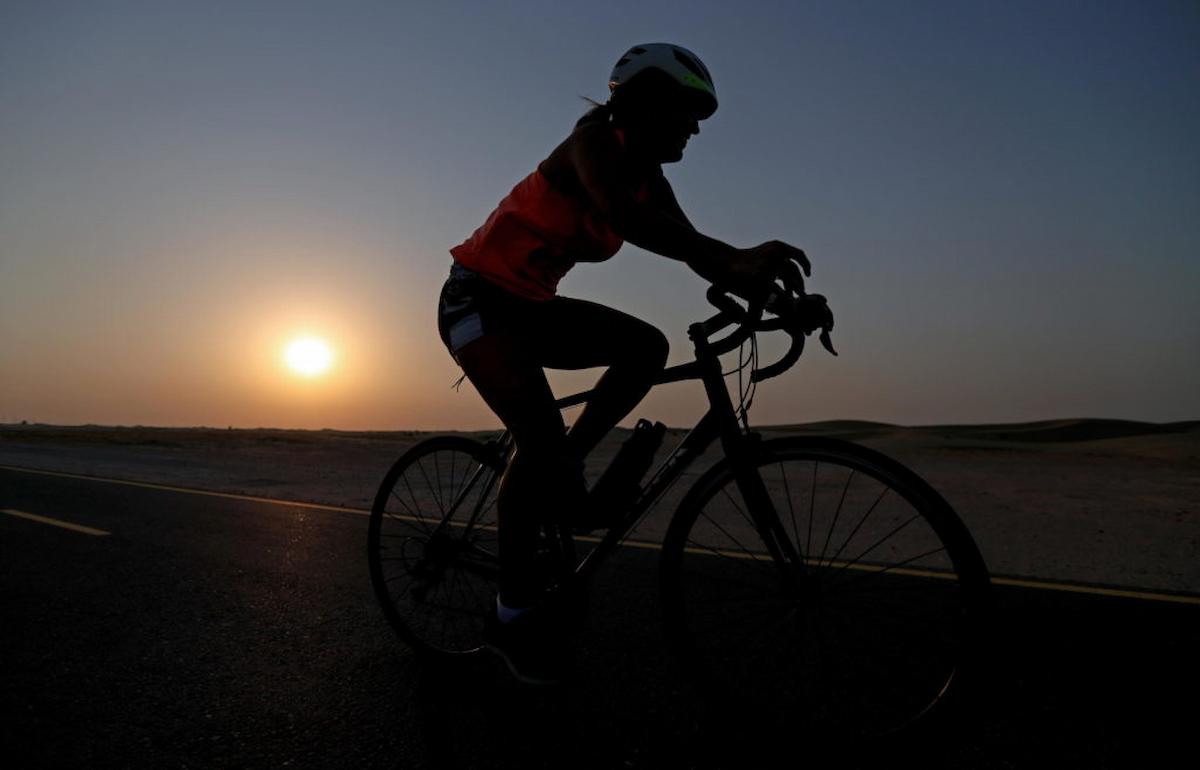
top-left (818, 468), bottom-right (855, 567)
top-left (382, 507), bottom-right (429, 535)
top-left (454, 549), bottom-right (489, 612)
top-left (387, 484), bottom-right (423, 521)
top-left (716, 486), bottom-right (764, 537)
top-left (435, 565), bottom-right (478, 648)
top-left (697, 499), bottom-right (779, 566)
top-left (414, 456), bottom-right (446, 518)
top-left (779, 461), bottom-right (804, 570)
top-left (807, 461), bottom-right (817, 566)
top-left (433, 451), bottom-right (443, 509)
top-left (825, 512), bottom-right (926, 582)
top-left (824, 484), bottom-right (890, 569)
top-left (396, 473), bottom-right (432, 533)
top-left (823, 544), bottom-right (948, 596)
top-left (462, 485), bottom-right (499, 534)
top-left (686, 517), bottom-right (778, 581)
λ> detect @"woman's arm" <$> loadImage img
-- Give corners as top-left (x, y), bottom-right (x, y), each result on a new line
top-left (647, 170), bottom-right (695, 230)
top-left (648, 171), bottom-right (751, 285)
top-left (647, 173), bottom-right (810, 292)
top-left (568, 123), bottom-right (738, 285)
top-left (569, 123), bottom-right (810, 295)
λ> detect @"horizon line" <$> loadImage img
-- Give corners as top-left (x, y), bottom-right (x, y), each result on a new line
top-left (2, 416), bottom-right (1198, 434)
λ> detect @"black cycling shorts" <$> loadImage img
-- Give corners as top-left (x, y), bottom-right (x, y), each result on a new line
top-left (437, 260), bottom-right (668, 375)
top-left (437, 263), bottom-right (542, 362)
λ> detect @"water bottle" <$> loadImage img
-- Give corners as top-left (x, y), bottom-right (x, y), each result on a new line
top-left (589, 419), bottom-right (667, 512)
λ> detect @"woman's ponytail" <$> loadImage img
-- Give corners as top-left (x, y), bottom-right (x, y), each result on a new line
top-left (575, 96), bottom-right (614, 128)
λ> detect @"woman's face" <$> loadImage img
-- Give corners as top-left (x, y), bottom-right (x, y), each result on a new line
top-left (626, 92), bottom-right (702, 164)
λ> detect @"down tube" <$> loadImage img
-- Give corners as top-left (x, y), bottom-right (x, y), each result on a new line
top-left (574, 410), bottom-right (725, 580)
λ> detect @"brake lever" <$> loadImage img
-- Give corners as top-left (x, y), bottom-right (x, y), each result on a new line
top-left (819, 328), bottom-right (838, 356)
top-left (797, 293), bottom-right (837, 356)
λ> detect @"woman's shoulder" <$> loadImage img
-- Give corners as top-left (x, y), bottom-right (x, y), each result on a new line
top-left (547, 121), bottom-right (621, 167)
top-left (570, 121), bottom-right (663, 180)
top-left (571, 119), bottom-right (621, 143)
top-left (541, 122), bottom-right (659, 189)
top-left (539, 123), bottom-right (614, 191)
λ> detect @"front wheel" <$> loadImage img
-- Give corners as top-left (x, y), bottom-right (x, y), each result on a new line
top-left (659, 436), bottom-right (991, 742)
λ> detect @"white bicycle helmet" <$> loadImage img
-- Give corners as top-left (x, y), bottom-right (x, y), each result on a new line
top-left (608, 43), bottom-right (718, 119)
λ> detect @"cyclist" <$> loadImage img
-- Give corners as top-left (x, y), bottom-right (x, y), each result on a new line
top-left (437, 43), bottom-right (810, 685)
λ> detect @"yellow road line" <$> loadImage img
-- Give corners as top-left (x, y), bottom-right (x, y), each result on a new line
top-left (1, 508), bottom-right (111, 536)
top-left (0, 464), bottom-right (364, 515)
top-left (674, 542), bottom-right (1200, 606)
top-left (3, 463), bottom-right (1198, 606)
top-left (988, 576), bottom-right (1200, 606)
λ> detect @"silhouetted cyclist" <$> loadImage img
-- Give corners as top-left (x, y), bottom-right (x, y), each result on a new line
top-left (437, 43), bottom-right (810, 685)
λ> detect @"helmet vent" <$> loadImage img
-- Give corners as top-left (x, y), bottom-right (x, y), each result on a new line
top-left (673, 49), bottom-right (709, 83)
top-left (629, 46), bottom-right (647, 55)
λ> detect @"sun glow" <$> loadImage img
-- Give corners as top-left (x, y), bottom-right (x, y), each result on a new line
top-left (284, 336), bottom-right (334, 377)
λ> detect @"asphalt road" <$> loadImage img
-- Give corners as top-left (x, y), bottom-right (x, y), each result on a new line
top-left (2, 467), bottom-right (1196, 769)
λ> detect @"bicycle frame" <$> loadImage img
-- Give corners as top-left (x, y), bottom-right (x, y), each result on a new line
top-left (469, 318), bottom-right (810, 589)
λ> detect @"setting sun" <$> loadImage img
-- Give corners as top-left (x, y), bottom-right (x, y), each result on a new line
top-left (284, 336), bottom-right (334, 377)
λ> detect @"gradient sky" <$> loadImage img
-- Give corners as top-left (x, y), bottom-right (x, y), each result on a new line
top-left (2, 0), bottom-right (1197, 430)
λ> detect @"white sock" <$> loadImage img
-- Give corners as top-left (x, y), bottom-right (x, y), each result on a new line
top-left (496, 594), bottom-right (531, 624)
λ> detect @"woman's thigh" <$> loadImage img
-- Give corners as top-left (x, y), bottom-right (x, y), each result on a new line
top-left (519, 296), bottom-right (667, 371)
top-left (454, 328), bottom-right (565, 449)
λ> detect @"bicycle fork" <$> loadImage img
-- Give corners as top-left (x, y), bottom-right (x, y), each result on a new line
top-left (692, 327), bottom-right (808, 594)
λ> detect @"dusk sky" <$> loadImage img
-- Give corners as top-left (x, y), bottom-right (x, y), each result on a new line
top-left (2, 0), bottom-right (1197, 430)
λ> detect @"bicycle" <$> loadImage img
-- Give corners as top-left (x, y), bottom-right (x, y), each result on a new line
top-left (367, 278), bottom-right (992, 741)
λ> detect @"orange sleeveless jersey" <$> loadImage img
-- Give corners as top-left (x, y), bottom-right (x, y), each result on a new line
top-left (449, 128), bottom-right (648, 301)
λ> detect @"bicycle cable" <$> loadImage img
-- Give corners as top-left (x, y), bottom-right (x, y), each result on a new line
top-left (727, 331), bottom-right (759, 431)
top-left (742, 332), bottom-right (759, 428)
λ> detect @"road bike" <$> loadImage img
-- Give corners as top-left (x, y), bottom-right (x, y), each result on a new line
top-left (368, 280), bottom-right (992, 741)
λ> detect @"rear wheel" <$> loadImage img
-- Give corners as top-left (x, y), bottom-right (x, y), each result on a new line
top-left (660, 436), bottom-right (992, 742)
top-left (367, 436), bottom-right (505, 657)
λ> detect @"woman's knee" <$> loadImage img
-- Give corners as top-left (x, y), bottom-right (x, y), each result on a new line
top-left (648, 326), bottom-right (670, 369)
top-left (626, 323), bottom-right (669, 372)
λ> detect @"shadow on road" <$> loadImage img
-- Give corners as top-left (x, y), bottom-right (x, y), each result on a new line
top-left (401, 552), bottom-right (1198, 769)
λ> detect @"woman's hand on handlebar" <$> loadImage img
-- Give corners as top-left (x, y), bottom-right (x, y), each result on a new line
top-left (726, 240), bottom-right (811, 302)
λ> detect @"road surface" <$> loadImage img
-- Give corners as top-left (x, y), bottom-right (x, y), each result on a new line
top-left (1, 466), bottom-right (1196, 768)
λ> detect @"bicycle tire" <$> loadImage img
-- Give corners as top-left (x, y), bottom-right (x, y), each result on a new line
top-left (367, 435), bottom-right (506, 657)
top-left (659, 436), bottom-right (992, 742)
